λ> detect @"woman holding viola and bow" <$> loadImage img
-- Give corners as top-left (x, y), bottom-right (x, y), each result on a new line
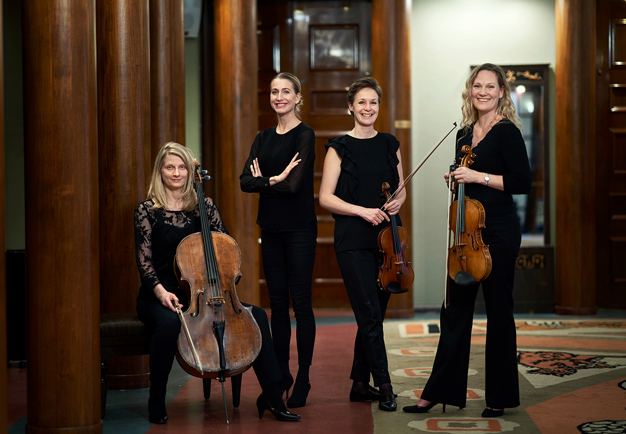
top-left (403, 63), bottom-right (531, 418)
top-left (135, 142), bottom-right (300, 424)
top-left (319, 77), bottom-right (406, 412)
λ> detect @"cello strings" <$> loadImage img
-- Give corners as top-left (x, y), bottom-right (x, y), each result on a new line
top-left (196, 173), bottom-right (224, 323)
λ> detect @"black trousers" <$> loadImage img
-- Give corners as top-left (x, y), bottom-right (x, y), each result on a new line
top-left (336, 248), bottom-right (391, 386)
top-left (137, 298), bottom-right (282, 415)
top-left (421, 224), bottom-right (521, 409)
top-left (261, 225), bottom-right (317, 366)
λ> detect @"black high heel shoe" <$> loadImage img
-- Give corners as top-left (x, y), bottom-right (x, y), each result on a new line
top-left (403, 402), bottom-right (446, 414)
top-left (287, 381), bottom-right (311, 408)
top-left (280, 373), bottom-right (294, 399)
top-left (148, 414), bottom-right (168, 424)
top-left (256, 394), bottom-right (300, 421)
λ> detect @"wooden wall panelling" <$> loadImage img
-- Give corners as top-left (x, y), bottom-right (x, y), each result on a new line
top-left (96, 0), bottom-right (151, 389)
top-left (596, 0), bottom-right (626, 307)
top-left (555, 0), bottom-right (597, 314)
top-left (214, 0), bottom-right (260, 305)
top-left (23, 1), bottom-right (102, 431)
top-left (200, 0), bottom-right (217, 199)
top-left (0, 0), bottom-right (6, 430)
top-left (150, 0), bottom-right (186, 158)
top-left (289, 1), bottom-right (371, 309)
top-left (372, 0), bottom-right (413, 318)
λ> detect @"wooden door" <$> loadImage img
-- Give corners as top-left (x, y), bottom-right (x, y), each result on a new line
top-left (257, 1), bottom-right (372, 308)
top-left (596, 0), bottom-right (626, 307)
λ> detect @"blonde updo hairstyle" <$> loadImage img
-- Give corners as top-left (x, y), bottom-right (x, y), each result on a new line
top-left (461, 63), bottom-right (521, 131)
top-left (271, 72), bottom-right (304, 120)
top-left (147, 142), bottom-right (197, 211)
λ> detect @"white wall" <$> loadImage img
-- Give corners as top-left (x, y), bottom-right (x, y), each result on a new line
top-left (410, 0), bottom-right (556, 307)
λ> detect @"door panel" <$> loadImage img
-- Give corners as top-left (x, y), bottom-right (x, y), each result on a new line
top-left (257, 1), bottom-right (372, 308)
top-left (596, 0), bottom-right (626, 307)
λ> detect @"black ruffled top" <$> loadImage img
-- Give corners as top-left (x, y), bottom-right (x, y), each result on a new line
top-left (325, 132), bottom-right (401, 252)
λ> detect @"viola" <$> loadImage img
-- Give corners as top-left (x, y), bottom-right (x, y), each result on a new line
top-left (173, 162), bottom-right (261, 422)
top-left (377, 182), bottom-right (414, 294)
top-left (446, 145), bottom-right (492, 286)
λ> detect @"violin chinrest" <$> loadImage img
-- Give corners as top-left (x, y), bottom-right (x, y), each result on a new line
top-left (454, 271), bottom-right (476, 286)
top-left (384, 281), bottom-right (409, 294)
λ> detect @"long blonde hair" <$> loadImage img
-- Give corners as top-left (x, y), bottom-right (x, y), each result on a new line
top-left (147, 142), bottom-right (197, 211)
top-left (460, 63), bottom-right (521, 131)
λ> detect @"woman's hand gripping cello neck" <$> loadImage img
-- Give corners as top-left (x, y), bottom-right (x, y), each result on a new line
top-left (250, 152), bottom-right (301, 186)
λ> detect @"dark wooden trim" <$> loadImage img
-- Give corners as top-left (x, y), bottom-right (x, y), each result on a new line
top-left (214, 0), bottom-right (260, 305)
top-left (0, 0), bottom-right (6, 430)
top-left (150, 0), bottom-right (186, 156)
top-left (23, 1), bottom-right (102, 431)
top-left (554, 0), bottom-right (598, 314)
top-left (372, 0), bottom-right (413, 318)
top-left (96, 0), bottom-right (151, 391)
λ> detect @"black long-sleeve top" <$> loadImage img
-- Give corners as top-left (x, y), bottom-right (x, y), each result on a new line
top-left (240, 122), bottom-right (316, 232)
top-left (134, 198), bottom-right (227, 300)
top-left (456, 119), bottom-right (531, 240)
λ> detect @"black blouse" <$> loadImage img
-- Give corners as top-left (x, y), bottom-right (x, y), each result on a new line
top-left (240, 123), bottom-right (316, 232)
top-left (455, 119), bottom-right (532, 245)
top-left (325, 133), bottom-right (401, 252)
top-left (134, 197), bottom-right (227, 300)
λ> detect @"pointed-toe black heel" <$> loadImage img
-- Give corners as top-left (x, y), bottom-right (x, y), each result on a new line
top-left (482, 407), bottom-right (504, 418)
top-left (287, 381), bottom-right (311, 408)
top-left (403, 402), bottom-right (446, 413)
top-left (378, 393), bottom-right (397, 412)
top-left (256, 394), bottom-right (300, 421)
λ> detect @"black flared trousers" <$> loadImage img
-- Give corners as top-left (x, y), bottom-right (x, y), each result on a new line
top-left (421, 231), bottom-right (521, 409)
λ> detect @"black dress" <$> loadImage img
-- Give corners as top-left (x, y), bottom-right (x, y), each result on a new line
top-left (134, 198), bottom-right (282, 417)
top-left (420, 119), bottom-right (531, 409)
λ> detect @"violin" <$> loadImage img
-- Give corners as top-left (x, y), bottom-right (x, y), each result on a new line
top-left (377, 182), bottom-right (413, 294)
top-left (446, 145), bottom-right (492, 286)
top-left (173, 162), bottom-right (261, 421)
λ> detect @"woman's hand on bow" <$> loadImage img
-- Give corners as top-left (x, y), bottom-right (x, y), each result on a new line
top-left (154, 284), bottom-right (181, 313)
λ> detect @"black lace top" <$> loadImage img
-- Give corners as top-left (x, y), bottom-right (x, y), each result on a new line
top-left (134, 197), bottom-right (228, 300)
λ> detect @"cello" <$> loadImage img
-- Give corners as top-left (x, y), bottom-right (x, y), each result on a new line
top-left (377, 182), bottom-right (413, 294)
top-left (446, 144), bottom-right (492, 287)
top-left (173, 162), bottom-right (261, 423)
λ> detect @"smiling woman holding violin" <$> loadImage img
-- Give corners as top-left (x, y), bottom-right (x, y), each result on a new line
top-left (135, 142), bottom-right (300, 424)
top-left (319, 77), bottom-right (406, 412)
top-left (403, 63), bottom-right (531, 418)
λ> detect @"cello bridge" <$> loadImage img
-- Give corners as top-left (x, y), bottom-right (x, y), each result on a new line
top-left (207, 296), bottom-right (226, 306)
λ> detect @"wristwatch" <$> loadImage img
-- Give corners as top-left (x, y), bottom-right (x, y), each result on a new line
top-left (484, 173), bottom-right (490, 186)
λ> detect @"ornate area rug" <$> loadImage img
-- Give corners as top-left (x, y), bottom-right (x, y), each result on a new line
top-left (381, 318), bottom-right (626, 434)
